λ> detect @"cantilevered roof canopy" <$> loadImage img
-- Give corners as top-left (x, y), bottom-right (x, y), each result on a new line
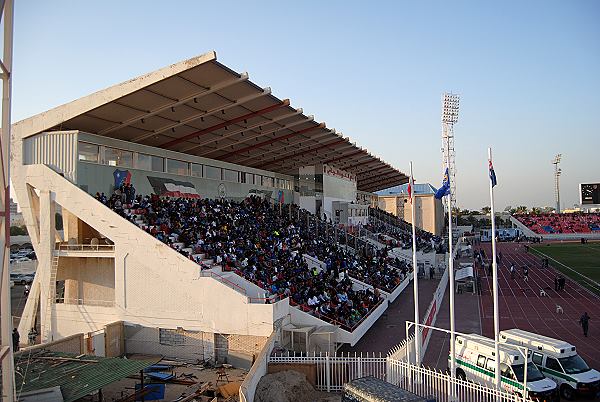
top-left (16, 51), bottom-right (407, 192)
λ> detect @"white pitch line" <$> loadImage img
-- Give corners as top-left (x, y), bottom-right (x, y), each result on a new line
top-left (530, 248), bottom-right (600, 290)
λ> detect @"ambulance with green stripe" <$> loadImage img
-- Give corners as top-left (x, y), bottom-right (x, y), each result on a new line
top-left (500, 329), bottom-right (600, 400)
top-left (451, 334), bottom-right (559, 401)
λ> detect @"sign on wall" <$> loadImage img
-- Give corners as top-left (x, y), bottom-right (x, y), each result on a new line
top-left (323, 164), bottom-right (356, 183)
top-left (147, 176), bottom-right (200, 199)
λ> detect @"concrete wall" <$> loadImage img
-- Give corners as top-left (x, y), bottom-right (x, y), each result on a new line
top-left (57, 257), bottom-right (115, 303)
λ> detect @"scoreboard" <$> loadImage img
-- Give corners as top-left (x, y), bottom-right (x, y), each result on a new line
top-left (580, 183), bottom-right (600, 205)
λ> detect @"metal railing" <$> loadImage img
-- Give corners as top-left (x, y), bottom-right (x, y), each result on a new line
top-left (268, 352), bottom-right (535, 402)
top-left (55, 297), bottom-right (115, 307)
top-left (56, 243), bottom-right (115, 252)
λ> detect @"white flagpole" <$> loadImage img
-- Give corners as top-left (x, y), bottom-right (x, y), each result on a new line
top-left (488, 147), bottom-right (501, 391)
top-left (410, 162), bottom-right (421, 366)
top-left (446, 155), bottom-right (456, 399)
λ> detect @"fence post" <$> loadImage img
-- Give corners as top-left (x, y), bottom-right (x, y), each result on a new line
top-left (326, 353), bottom-right (331, 392)
top-left (358, 352), bottom-right (363, 378)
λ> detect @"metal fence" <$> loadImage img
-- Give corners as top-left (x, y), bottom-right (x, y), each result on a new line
top-left (268, 352), bottom-right (535, 402)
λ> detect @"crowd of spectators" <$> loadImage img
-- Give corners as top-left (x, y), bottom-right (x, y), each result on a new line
top-left (515, 213), bottom-right (600, 234)
top-left (368, 208), bottom-right (446, 253)
top-left (97, 192), bottom-right (414, 330)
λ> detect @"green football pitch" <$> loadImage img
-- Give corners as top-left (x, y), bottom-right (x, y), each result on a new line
top-left (530, 242), bottom-right (600, 295)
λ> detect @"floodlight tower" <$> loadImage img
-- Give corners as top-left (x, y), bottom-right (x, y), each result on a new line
top-left (552, 154), bottom-right (562, 213)
top-left (441, 93), bottom-right (459, 212)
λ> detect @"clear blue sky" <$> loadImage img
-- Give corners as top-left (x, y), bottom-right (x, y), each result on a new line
top-left (11, 0), bottom-right (600, 211)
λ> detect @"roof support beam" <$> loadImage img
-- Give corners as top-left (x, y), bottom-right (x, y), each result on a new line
top-left (233, 130), bottom-right (333, 165)
top-left (356, 165), bottom-right (394, 180)
top-left (161, 99), bottom-right (290, 149)
top-left (132, 89), bottom-right (271, 143)
top-left (99, 73), bottom-right (249, 136)
top-left (360, 175), bottom-right (407, 192)
top-left (198, 116), bottom-right (312, 157)
top-left (345, 158), bottom-right (381, 171)
top-left (181, 108), bottom-right (304, 153)
top-left (323, 148), bottom-right (365, 165)
top-left (222, 123), bottom-right (325, 161)
top-left (252, 137), bottom-right (347, 170)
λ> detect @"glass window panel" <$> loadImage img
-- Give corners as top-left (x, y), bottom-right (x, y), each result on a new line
top-left (78, 142), bottom-right (99, 163)
top-left (151, 156), bottom-right (164, 172)
top-left (167, 159), bottom-right (188, 175)
top-left (263, 176), bottom-right (273, 187)
top-left (137, 153), bottom-right (152, 170)
top-left (223, 169), bottom-right (239, 182)
top-left (104, 147), bottom-right (132, 167)
top-left (247, 173), bottom-right (254, 185)
top-left (205, 165), bottom-right (222, 180)
top-left (191, 163), bottom-right (203, 177)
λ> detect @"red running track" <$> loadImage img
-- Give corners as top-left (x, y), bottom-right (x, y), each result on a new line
top-left (477, 242), bottom-right (600, 369)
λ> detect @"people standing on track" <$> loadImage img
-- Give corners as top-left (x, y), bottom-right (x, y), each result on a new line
top-left (488, 261), bottom-right (493, 277)
top-left (523, 265), bottom-right (529, 282)
top-left (555, 277), bottom-right (559, 291)
top-left (558, 276), bottom-right (566, 291)
top-left (498, 251), bottom-right (503, 265)
top-left (510, 264), bottom-right (516, 280)
top-left (580, 312), bottom-right (590, 337)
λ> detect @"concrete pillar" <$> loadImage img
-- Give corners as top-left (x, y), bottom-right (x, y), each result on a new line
top-left (39, 190), bottom-right (56, 342)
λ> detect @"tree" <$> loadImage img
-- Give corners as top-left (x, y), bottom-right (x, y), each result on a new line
top-left (515, 206), bottom-right (528, 214)
top-left (10, 226), bottom-right (28, 236)
top-left (531, 207), bottom-right (542, 215)
top-left (481, 206), bottom-right (491, 215)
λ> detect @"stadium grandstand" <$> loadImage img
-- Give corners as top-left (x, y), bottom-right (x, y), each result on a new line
top-left (512, 212), bottom-right (600, 240)
top-left (11, 51), bottom-right (443, 363)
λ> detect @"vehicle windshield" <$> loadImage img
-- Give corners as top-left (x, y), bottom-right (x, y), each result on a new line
top-left (559, 355), bottom-right (590, 374)
top-left (512, 363), bottom-right (546, 382)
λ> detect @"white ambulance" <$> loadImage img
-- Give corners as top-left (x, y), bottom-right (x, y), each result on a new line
top-left (452, 334), bottom-right (559, 401)
top-left (500, 329), bottom-right (600, 400)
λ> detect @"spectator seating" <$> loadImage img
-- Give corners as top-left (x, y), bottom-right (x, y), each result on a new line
top-left (515, 213), bottom-right (600, 234)
top-left (98, 192), bottom-right (413, 331)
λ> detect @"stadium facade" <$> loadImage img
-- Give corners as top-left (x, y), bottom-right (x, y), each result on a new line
top-left (11, 52), bottom-right (413, 364)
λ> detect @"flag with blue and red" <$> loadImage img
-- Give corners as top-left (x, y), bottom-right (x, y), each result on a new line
top-left (434, 168), bottom-right (451, 199)
top-left (113, 169), bottom-right (131, 188)
top-left (489, 160), bottom-right (497, 188)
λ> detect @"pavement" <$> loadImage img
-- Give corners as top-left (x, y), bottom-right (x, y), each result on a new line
top-left (340, 275), bottom-right (441, 354)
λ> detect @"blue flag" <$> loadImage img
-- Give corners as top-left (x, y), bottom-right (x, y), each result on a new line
top-left (434, 168), bottom-right (451, 199)
top-left (489, 160), bottom-right (497, 188)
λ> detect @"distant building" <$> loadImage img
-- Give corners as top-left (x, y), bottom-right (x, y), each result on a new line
top-left (10, 197), bottom-right (18, 214)
top-left (377, 183), bottom-right (444, 236)
top-left (9, 197), bottom-right (24, 226)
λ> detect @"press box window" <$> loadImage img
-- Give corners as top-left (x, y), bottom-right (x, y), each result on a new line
top-left (137, 154), bottom-right (164, 172)
top-left (223, 169), bottom-right (239, 182)
top-left (205, 165), bottom-right (221, 180)
top-left (167, 159), bottom-right (189, 176)
top-left (263, 176), bottom-right (274, 188)
top-left (104, 147), bottom-right (133, 168)
top-left (191, 163), bottom-right (203, 177)
top-left (78, 142), bottom-right (99, 163)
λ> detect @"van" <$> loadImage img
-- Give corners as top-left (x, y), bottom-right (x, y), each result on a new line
top-left (500, 328), bottom-right (600, 400)
top-left (452, 334), bottom-right (559, 401)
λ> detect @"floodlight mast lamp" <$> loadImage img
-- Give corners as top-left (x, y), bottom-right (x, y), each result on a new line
top-left (441, 93), bottom-right (459, 214)
top-left (552, 154), bottom-right (562, 213)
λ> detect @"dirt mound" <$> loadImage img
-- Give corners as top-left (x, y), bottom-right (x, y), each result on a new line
top-left (254, 370), bottom-right (333, 402)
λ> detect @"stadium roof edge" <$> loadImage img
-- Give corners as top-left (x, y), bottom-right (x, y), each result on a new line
top-left (10, 51), bottom-right (408, 192)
